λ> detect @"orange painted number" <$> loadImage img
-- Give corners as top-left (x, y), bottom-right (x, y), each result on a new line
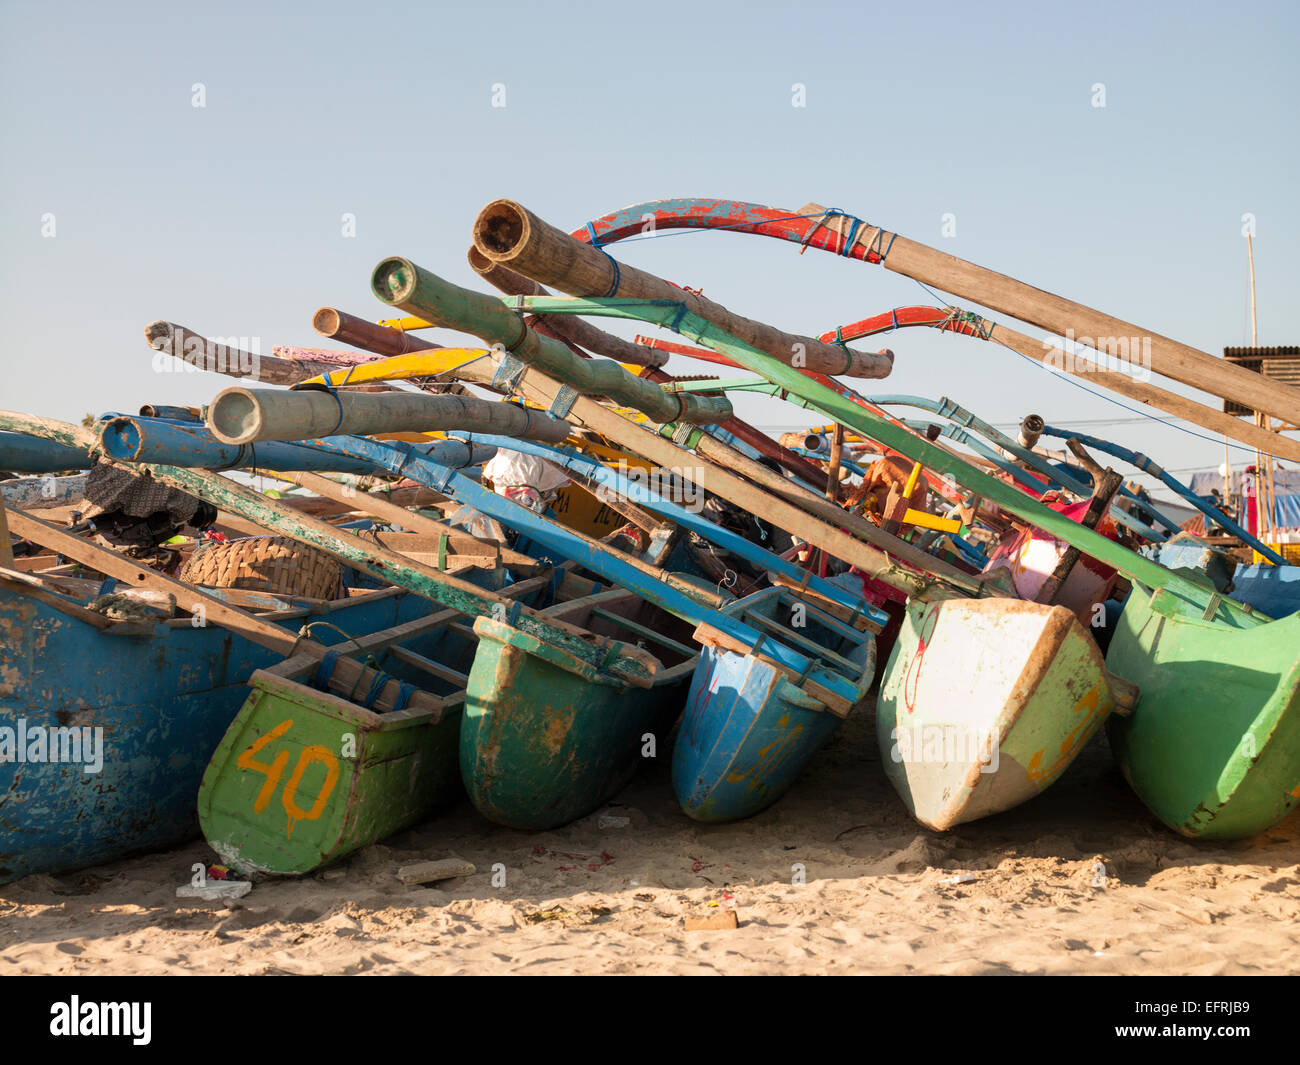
top-left (281, 745), bottom-right (340, 823)
top-left (236, 719), bottom-right (294, 814)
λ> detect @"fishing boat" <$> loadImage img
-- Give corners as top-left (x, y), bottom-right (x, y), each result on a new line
top-left (462, 588), bottom-right (699, 829)
top-left (0, 551), bottom-right (470, 884)
top-left (455, 202), bottom-right (1300, 837)
top-left (198, 591), bottom-right (485, 876)
top-left (876, 596), bottom-right (1119, 830)
top-left (674, 586), bottom-right (875, 822)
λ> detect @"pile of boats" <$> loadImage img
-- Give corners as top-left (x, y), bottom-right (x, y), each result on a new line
top-left (2, 195), bottom-right (1297, 885)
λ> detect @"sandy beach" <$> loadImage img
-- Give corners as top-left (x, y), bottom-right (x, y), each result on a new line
top-left (2, 700), bottom-right (1296, 976)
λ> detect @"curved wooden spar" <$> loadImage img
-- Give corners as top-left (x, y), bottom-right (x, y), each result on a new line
top-left (471, 199), bottom-right (893, 380)
top-left (313, 307), bottom-right (444, 357)
top-left (569, 198), bottom-right (1300, 428)
top-left (206, 386), bottom-right (572, 446)
top-left (1038, 423), bottom-right (1285, 564)
top-left (816, 305), bottom-right (1300, 464)
top-left (869, 394), bottom-right (1175, 540)
top-left (369, 256), bottom-right (732, 426)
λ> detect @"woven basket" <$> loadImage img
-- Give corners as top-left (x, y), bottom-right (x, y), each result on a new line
top-left (180, 536), bottom-right (343, 599)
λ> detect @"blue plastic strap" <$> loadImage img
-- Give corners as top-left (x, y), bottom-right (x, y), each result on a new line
top-left (492, 353), bottom-right (528, 393)
top-left (548, 384), bottom-right (580, 419)
top-left (506, 600), bottom-right (523, 627)
top-left (323, 388), bottom-right (346, 437)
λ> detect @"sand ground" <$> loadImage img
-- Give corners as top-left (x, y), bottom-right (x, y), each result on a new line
top-left (2, 703), bottom-right (1297, 975)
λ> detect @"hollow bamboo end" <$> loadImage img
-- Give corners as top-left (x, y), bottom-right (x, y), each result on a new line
top-left (371, 257), bottom-right (418, 305)
top-left (144, 320), bottom-right (175, 351)
top-left (207, 387), bottom-right (262, 445)
top-left (313, 307), bottom-right (342, 337)
top-left (466, 246), bottom-right (492, 275)
top-left (98, 417), bottom-right (141, 461)
top-left (472, 199), bottom-right (529, 262)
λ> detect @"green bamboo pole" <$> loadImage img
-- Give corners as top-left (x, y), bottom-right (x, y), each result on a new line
top-left (370, 256), bottom-right (732, 427)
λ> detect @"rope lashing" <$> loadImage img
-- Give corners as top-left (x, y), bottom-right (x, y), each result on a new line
top-left (586, 222), bottom-right (622, 297)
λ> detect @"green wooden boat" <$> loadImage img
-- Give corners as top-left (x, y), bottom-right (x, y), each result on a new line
top-left (1106, 586), bottom-right (1300, 838)
top-left (198, 568), bottom-right (537, 876)
top-left (461, 588), bottom-right (700, 830)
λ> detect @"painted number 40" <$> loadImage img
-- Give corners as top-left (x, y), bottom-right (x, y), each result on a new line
top-left (236, 720), bottom-right (340, 834)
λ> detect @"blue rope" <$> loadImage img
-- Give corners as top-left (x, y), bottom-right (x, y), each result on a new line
top-left (362, 670), bottom-right (389, 709)
top-left (585, 222), bottom-right (621, 296)
top-left (391, 682), bottom-right (415, 713)
top-left (311, 650), bottom-right (341, 691)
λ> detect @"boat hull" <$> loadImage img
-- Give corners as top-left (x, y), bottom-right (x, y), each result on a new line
top-left (198, 672), bottom-right (462, 876)
top-left (877, 597), bottom-right (1115, 830)
top-left (672, 587), bottom-right (876, 822)
top-left (461, 592), bottom-right (694, 830)
top-left (1107, 587), bottom-right (1300, 838)
top-left (0, 584), bottom-right (431, 883)
top-left (672, 648), bottom-right (843, 822)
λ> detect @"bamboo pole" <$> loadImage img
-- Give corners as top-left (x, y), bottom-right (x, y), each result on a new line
top-left (370, 257), bottom-right (732, 426)
top-left (799, 204), bottom-right (1300, 425)
top-left (313, 307), bottom-right (444, 357)
top-left (206, 387), bottom-right (572, 446)
top-left (471, 199), bottom-right (893, 379)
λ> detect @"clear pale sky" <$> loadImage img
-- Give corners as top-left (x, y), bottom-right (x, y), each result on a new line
top-left (3, 0), bottom-right (1297, 493)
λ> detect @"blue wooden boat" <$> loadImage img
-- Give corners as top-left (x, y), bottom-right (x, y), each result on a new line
top-left (0, 575), bottom-right (453, 884)
top-left (672, 586), bottom-right (876, 822)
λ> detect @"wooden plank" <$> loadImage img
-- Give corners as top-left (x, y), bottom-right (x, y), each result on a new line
top-left (0, 567), bottom-right (114, 630)
top-left (288, 469), bottom-right (541, 571)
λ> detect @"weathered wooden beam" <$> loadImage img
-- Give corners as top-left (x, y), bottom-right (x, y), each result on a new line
top-left (287, 468), bottom-right (541, 572)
